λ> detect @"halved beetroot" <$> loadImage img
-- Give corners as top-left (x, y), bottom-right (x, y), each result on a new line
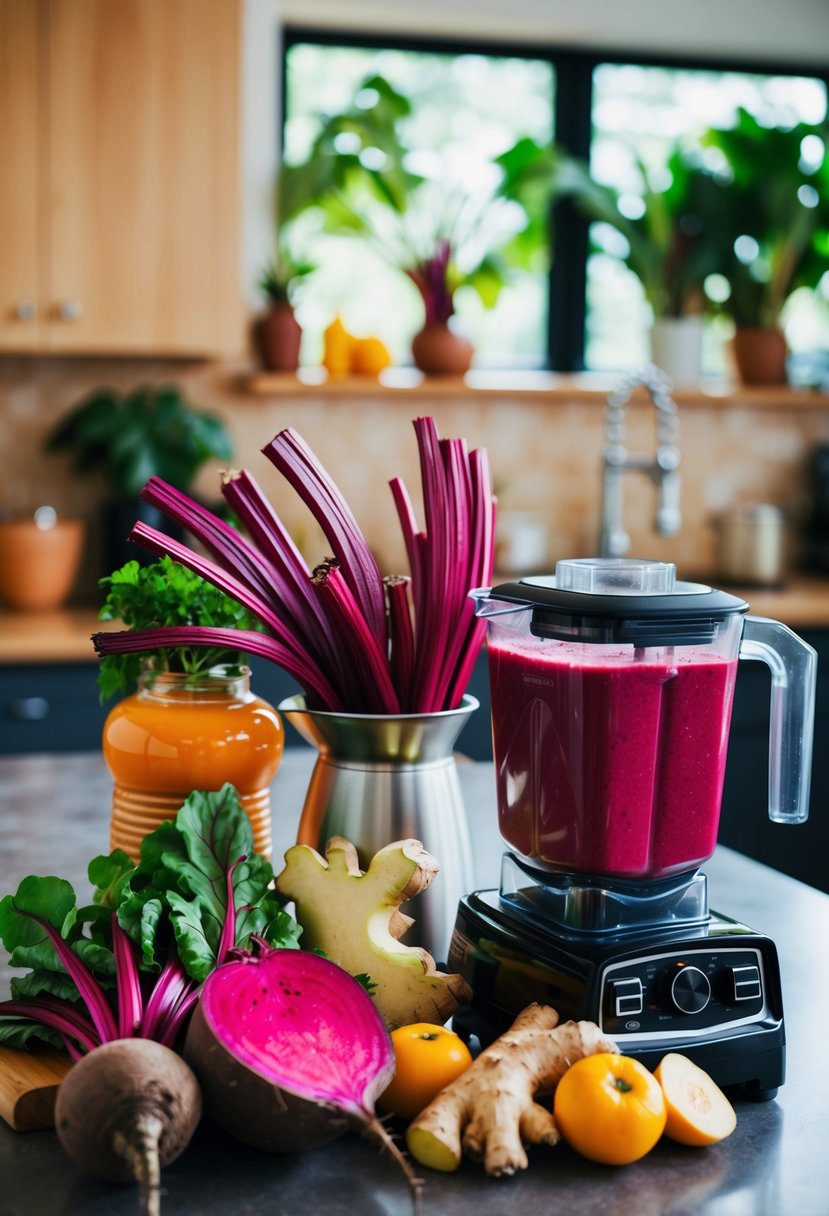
top-left (185, 944), bottom-right (394, 1152)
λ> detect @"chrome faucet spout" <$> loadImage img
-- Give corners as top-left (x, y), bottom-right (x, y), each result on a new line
top-left (599, 364), bottom-right (681, 559)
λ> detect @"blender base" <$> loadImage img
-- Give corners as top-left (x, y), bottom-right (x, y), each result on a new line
top-left (448, 887), bottom-right (785, 1100)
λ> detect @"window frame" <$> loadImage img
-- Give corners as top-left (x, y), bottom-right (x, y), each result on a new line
top-left (282, 25), bottom-right (829, 372)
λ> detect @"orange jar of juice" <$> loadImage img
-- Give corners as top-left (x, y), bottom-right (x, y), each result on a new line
top-left (102, 665), bottom-right (284, 861)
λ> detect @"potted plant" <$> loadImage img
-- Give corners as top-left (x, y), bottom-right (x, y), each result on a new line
top-left (701, 108), bottom-right (829, 384)
top-left (511, 137), bottom-right (725, 384)
top-left (256, 257), bottom-right (302, 372)
top-left (97, 556), bottom-right (283, 861)
top-left (44, 384), bottom-right (234, 572)
top-left (279, 74), bottom-right (526, 375)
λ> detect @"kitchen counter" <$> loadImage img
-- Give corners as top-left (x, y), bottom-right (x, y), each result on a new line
top-left (2, 750), bottom-right (829, 1216)
top-left (2, 573), bottom-right (829, 665)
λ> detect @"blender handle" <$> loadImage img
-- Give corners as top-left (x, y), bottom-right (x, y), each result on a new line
top-left (739, 616), bottom-right (817, 824)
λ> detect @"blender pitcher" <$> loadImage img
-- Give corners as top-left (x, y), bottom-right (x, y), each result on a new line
top-left (472, 558), bottom-right (816, 881)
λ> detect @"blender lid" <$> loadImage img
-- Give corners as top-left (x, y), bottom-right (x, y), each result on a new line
top-left (488, 557), bottom-right (749, 646)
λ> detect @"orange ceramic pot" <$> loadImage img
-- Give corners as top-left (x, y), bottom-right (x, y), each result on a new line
top-left (0, 517), bottom-right (84, 611)
top-left (732, 327), bottom-right (788, 385)
top-left (411, 323), bottom-right (474, 376)
top-left (102, 666), bottom-right (284, 861)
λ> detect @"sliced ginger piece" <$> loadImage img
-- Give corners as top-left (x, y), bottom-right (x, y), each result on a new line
top-left (407, 1003), bottom-right (618, 1176)
top-left (275, 835), bottom-right (471, 1030)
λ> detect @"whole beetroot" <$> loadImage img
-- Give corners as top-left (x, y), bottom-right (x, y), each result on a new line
top-left (55, 1038), bottom-right (202, 1216)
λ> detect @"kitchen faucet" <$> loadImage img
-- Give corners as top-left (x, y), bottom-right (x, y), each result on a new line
top-left (598, 365), bottom-right (681, 558)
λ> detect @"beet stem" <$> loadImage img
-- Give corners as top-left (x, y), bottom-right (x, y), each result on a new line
top-left (363, 1116), bottom-right (423, 1216)
top-left (113, 1113), bottom-right (163, 1216)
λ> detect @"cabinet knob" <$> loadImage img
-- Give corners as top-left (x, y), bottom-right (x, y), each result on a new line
top-left (16, 300), bottom-right (36, 321)
top-left (58, 299), bottom-right (83, 321)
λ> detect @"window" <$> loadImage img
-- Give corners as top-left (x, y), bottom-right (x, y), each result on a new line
top-left (282, 30), bottom-right (828, 376)
top-left (587, 63), bottom-right (829, 376)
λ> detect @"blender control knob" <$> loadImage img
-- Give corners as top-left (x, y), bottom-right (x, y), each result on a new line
top-left (670, 966), bottom-right (711, 1014)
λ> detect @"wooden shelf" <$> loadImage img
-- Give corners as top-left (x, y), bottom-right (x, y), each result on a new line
top-left (241, 368), bottom-right (829, 409)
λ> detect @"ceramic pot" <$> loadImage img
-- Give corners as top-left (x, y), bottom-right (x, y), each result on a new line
top-left (279, 693), bottom-right (479, 962)
top-left (650, 316), bottom-right (704, 388)
top-left (103, 665), bottom-right (284, 861)
top-left (732, 327), bottom-right (788, 386)
top-left (411, 323), bottom-right (474, 377)
top-left (257, 302), bottom-right (302, 372)
top-left (0, 517), bottom-right (84, 611)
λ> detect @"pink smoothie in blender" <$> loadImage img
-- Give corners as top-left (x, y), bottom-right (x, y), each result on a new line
top-left (473, 557), bottom-right (813, 884)
top-left (487, 636), bottom-right (739, 878)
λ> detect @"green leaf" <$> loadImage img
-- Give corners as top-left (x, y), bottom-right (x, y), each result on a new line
top-left (236, 903), bottom-right (302, 954)
top-left (0, 879), bottom-right (78, 960)
top-left (89, 850), bottom-right (135, 909)
top-left (166, 890), bottom-right (221, 983)
top-left (10, 970), bottom-right (83, 1003)
top-left (0, 1018), bottom-right (64, 1052)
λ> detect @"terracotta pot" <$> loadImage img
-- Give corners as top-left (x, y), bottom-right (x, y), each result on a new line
top-left (103, 665), bottom-right (284, 861)
top-left (256, 302), bottom-right (302, 372)
top-left (732, 327), bottom-right (788, 386)
top-left (0, 517), bottom-right (84, 611)
top-left (411, 323), bottom-right (474, 377)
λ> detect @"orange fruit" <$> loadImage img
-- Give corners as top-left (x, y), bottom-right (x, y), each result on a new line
top-left (379, 1023), bottom-right (472, 1120)
top-left (322, 316), bottom-right (354, 377)
top-left (553, 1052), bottom-right (666, 1165)
top-left (350, 335), bottom-right (392, 376)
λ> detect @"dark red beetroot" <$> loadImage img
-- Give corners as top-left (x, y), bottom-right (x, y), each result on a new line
top-left (54, 1038), bottom-right (202, 1216)
top-left (184, 943), bottom-right (422, 1211)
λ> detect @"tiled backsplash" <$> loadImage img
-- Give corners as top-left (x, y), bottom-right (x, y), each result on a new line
top-left (2, 356), bottom-right (828, 602)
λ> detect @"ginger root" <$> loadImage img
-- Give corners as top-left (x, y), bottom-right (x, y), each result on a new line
top-left (406, 1003), bottom-right (617, 1177)
top-left (275, 835), bottom-right (471, 1029)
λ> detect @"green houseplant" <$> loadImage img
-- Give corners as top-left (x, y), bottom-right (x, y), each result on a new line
top-left (506, 136), bottom-right (725, 383)
top-left (701, 107), bottom-right (829, 384)
top-left (45, 384), bottom-right (234, 571)
top-left (279, 74), bottom-right (530, 374)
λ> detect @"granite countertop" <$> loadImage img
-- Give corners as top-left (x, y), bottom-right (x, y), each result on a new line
top-left (2, 750), bottom-right (829, 1216)
top-left (2, 574), bottom-right (829, 665)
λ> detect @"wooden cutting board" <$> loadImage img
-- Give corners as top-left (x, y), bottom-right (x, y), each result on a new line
top-left (0, 1045), bottom-right (72, 1131)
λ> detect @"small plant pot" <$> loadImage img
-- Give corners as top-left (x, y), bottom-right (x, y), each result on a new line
top-left (256, 302), bottom-right (302, 372)
top-left (732, 327), bottom-right (788, 386)
top-left (0, 517), bottom-right (85, 612)
top-left (650, 317), bottom-right (704, 388)
top-left (411, 323), bottom-right (474, 377)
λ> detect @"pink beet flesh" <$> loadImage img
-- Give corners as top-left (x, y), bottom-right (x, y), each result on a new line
top-left (200, 948), bottom-right (395, 1118)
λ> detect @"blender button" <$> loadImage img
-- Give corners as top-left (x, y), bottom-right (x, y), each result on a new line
top-left (729, 965), bottom-right (762, 1002)
top-left (609, 977), bottom-right (644, 1017)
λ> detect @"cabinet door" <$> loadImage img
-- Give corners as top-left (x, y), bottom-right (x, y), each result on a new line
top-left (46, 0), bottom-right (244, 356)
top-left (0, 0), bottom-right (44, 350)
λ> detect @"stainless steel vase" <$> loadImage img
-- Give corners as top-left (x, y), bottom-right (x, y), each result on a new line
top-left (278, 694), bottom-right (479, 963)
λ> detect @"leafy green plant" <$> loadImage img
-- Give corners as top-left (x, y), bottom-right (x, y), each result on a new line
top-left (279, 73), bottom-right (530, 326)
top-left (702, 107), bottom-right (829, 328)
top-left (96, 557), bottom-right (262, 702)
top-left (45, 384), bottom-right (233, 500)
top-left (504, 136), bottom-right (725, 320)
top-left (0, 786), bottom-right (300, 1053)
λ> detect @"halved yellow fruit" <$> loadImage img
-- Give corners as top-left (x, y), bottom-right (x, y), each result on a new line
top-left (654, 1053), bottom-right (737, 1146)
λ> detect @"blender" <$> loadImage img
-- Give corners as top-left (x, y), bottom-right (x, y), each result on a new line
top-left (448, 557), bottom-right (816, 1099)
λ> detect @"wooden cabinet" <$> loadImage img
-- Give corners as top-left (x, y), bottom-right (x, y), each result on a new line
top-left (0, 0), bottom-right (244, 357)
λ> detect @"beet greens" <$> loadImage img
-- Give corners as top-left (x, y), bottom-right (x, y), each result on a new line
top-left (0, 786), bottom-right (300, 1057)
